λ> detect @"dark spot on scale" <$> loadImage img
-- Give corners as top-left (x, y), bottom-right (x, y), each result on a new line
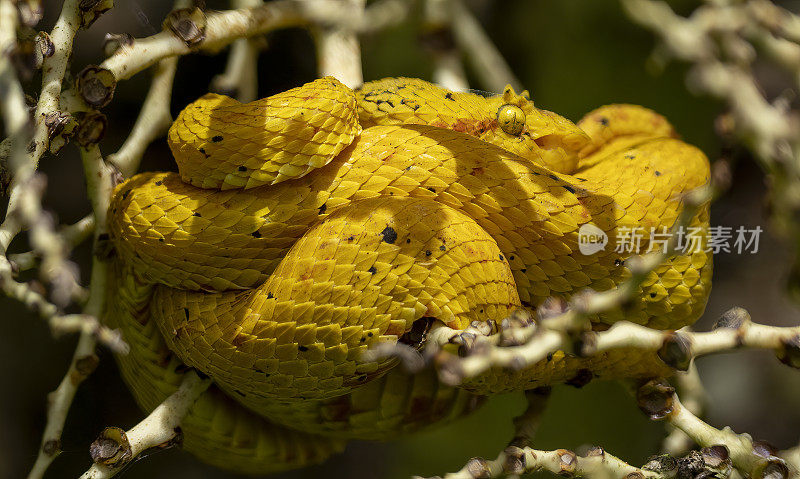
top-left (238, 165), bottom-right (247, 172)
top-left (233, 389), bottom-right (246, 397)
top-left (499, 254), bottom-right (504, 260)
top-left (576, 177), bottom-right (587, 182)
top-left (509, 255), bottom-right (515, 260)
top-left (445, 92), bottom-right (455, 101)
top-left (373, 99), bottom-right (395, 109)
top-left (562, 185), bottom-right (576, 193)
top-left (192, 212), bottom-right (201, 217)
top-left (381, 226), bottom-right (398, 244)
top-left (650, 292), bottom-right (657, 298)
top-left (368, 266), bottom-right (377, 274)
top-left (267, 292), bottom-right (274, 299)
top-left (357, 375), bottom-right (367, 382)
top-left (439, 245), bottom-right (446, 251)
top-left (158, 238), bottom-right (164, 242)
top-left (121, 190), bottom-right (130, 200)
top-left (155, 180), bottom-right (163, 186)
top-left (400, 98), bottom-right (420, 111)
top-left (318, 203), bottom-right (327, 215)
top-left (298, 345), bottom-right (308, 352)
top-left (254, 368), bottom-right (264, 374)
top-left (251, 230), bottom-right (261, 238)
top-left (427, 187), bottom-right (436, 193)
top-left (211, 135), bottom-right (223, 142)
top-left (347, 235), bottom-right (355, 242)
top-left (655, 171), bottom-right (662, 176)
top-left (521, 268), bottom-right (527, 273)
top-left (625, 154), bottom-right (636, 160)
top-left (360, 337), bottom-right (366, 342)
top-left (406, 238), bottom-right (411, 243)
top-left (599, 117), bottom-right (609, 126)
top-left (548, 174), bottom-right (560, 181)
top-left (183, 308), bottom-right (189, 320)
top-left (425, 250), bottom-right (432, 256)
top-left (546, 352), bottom-right (554, 361)
top-left (614, 259), bottom-right (623, 266)
top-left (368, 332), bottom-right (373, 337)
top-left (198, 148), bottom-right (206, 155)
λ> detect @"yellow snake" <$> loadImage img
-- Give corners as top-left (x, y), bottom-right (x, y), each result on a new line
top-left (105, 77), bottom-right (712, 473)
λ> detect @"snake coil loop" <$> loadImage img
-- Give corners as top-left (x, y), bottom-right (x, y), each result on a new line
top-left (106, 77), bottom-right (712, 473)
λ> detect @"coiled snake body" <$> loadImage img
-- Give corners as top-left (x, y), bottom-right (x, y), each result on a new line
top-left (106, 77), bottom-right (712, 473)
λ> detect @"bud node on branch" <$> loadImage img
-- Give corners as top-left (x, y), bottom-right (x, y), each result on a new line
top-left (89, 427), bottom-right (132, 469)
top-left (78, 0), bottom-right (113, 29)
top-left (163, 8), bottom-right (207, 47)
top-left (77, 65), bottom-right (116, 108)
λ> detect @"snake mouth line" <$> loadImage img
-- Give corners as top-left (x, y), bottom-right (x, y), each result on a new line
top-left (532, 134), bottom-right (562, 150)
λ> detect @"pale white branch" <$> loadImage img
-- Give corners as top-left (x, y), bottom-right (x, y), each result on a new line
top-left (447, 0), bottom-right (521, 93)
top-left (107, 57), bottom-right (178, 177)
top-left (313, 0), bottom-right (365, 88)
top-left (26, 142), bottom-right (126, 479)
top-left (79, 371), bottom-right (212, 479)
top-left (424, 0), bottom-right (468, 91)
top-left (661, 361), bottom-right (708, 456)
top-left (638, 384), bottom-right (792, 478)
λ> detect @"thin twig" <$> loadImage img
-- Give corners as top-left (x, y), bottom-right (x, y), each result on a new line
top-left (424, 0), bottom-right (468, 91)
top-left (100, 1), bottom-right (328, 82)
top-left (78, 371), bottom-right (212, 479)
top-left (586, 309), bottom-right (800, 369)
top-left (621, 0), bottom-right (800, 237)
top-left (27, 143), bottom-right (125, 479)
top-left (661, 360), bottom-right (708, 456)
top-left (209, 0), bottom-right (262, 102)
top-left (106, 57), bottom-right (178, 177)
top-left (437, 447), bottom-right (665, 479)
top-left (27, 332), bottom-right (99, 479)
top-left (312, 0), bottom-right (365, 88)
top-left (447, 0), bottom-right (521, 92)
top-left (637, 381), bottom-right (794, 478)
top-left (0, 0), bottom-right (87, 312)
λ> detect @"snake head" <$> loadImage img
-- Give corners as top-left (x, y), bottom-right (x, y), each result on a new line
top-left (482, 84), bottom-right (590, 174)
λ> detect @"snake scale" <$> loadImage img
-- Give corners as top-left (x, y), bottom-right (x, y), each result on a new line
top-left (105, 77), bottom-right (712, 473)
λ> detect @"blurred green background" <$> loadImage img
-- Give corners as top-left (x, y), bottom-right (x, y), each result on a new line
top-left (2, 0), bottom-right (799, 478)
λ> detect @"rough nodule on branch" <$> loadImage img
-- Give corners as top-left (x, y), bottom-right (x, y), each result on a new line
top-left (1, 1), bottom-right (798, 479)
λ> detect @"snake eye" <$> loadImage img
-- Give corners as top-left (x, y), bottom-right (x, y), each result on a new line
top-left (497, 104), bottom-right (525, 136)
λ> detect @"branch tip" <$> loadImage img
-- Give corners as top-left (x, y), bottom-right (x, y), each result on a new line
top-left (89, 427), bottom-right (132, 469)
top-left (77, 65), bottom-right (116, 108)
top-left (163, 7), bottom-right (207, 47)
top-left (637, 379), bottom-right (677, 420)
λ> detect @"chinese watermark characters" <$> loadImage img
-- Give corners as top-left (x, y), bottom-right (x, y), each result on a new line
top-left (578, 223), bottom-right (762, 255)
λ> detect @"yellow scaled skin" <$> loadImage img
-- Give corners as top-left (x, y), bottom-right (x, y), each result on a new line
top-left (106, 77), bottom-right (712, 473)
